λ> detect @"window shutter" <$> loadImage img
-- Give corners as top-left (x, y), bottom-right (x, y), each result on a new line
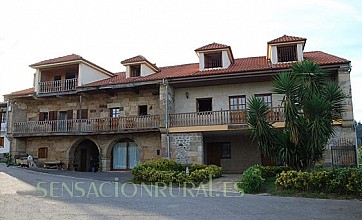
top-left (49, 111), bottom-right (57, 121)
top-left (39, 112), bottom-right (45, 121)
top-left (67, 110), bottom-right (73, 120)
top-left (77, 109), bottom-right (88, 119)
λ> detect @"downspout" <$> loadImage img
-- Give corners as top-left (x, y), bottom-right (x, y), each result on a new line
top-left (163, 79), bottom-right (171, 159)
top-left (354, 122), bottom-right (360, 166)
top-left (79, 95), bottom-right (82, 132)
top-left (5, 101), bottom-right (12, 154)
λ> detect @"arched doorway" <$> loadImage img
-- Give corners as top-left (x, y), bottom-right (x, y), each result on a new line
top-left (72, 139), bottom-right (99, 172)
top-left (112, 139), bottom-right (139, 170)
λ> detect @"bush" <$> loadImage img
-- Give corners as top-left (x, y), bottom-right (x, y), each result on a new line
top-left (131, 159), bottom-right (222, 184)
top-left (261, 166), bottom-right (291, 178)
top-left (276, 168), bottom-right (362, 196)
top-left (238, 165), bottom-right (264, 193)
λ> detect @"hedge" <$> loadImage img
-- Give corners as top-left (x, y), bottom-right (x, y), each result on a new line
top-left (276, 168), bottom-right (362, 196)
top-left (131, 159), bottom-right (222, 184)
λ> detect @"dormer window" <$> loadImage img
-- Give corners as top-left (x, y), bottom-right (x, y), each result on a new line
top-left (267, 35), bottom-right (307, 65)
top-left (277, 45), bottom-right (297, 62)
top-left (130, 65), bottom-right (141, 77)
top-left (204, 52), bottom-right (222, 68)
top-left (121, 55), bottom-right (159, 78)
top-left (195, 43), bottom-right (234, 71)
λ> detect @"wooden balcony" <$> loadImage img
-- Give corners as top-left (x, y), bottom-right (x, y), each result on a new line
top-left (13, 115), bottom-right (160, 136)
top-left (38, 78), bottom-right (78, 94)
top-left (169, 108), bottom-right (284, 128)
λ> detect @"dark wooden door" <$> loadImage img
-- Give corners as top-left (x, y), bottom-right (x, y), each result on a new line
top-left (80, 149), bottom-right (87, 171)
top-left (207, 143), bottom-right (221, 166)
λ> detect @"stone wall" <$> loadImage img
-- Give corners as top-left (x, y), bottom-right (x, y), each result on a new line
top-left (166, 133), bottom-right (203, 164)
top-left (10, 88), bottom-right (160, 124)
top-left (13, 132), bottom-right (161, 171)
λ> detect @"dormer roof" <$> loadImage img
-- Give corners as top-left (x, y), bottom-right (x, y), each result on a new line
top-left (29, 54), bottom-right (114, 76)
top-left (195, 42), bottom-right (230, 52)
top-left (268, 35), bottom-right (307, 44)
top-left (121, 55), bottom-right (159, 72)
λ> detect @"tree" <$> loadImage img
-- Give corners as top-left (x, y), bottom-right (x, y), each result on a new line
top-left (247, 60), bottom-right (345, 170)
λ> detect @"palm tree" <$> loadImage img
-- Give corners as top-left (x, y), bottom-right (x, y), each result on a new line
top-left (247, 60), bottom-right (345, 170)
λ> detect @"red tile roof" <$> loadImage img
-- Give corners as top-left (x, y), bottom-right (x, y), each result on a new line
top-left (29, 54), bottom-right (114, 76)
top-left (8, 51), bottom-right (349, 96)
top-left (268, 35), bottom-right (307, 44)
top-left (30, 54), bottom-right (83, 67)
top-left (6, 88), bottom-right (34, 97)
top-left (195, 42), bottom-right (230, 51)
top-left (120, 55), bottom-right (159, 71)
top-left (84, 51), bottom-right (349, 87)
top-left (121, 55), bottom-right (148, 64)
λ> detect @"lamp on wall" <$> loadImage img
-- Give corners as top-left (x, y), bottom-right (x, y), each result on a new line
top-left (185, 92), bottom-right (189, 99)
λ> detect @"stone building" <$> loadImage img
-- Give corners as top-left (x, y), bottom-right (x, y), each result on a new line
top-left (4, 35), bottom-right (356, 172)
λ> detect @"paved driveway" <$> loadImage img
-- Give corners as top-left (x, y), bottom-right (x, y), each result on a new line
top-left (0, 164), bottom-right (361, 220)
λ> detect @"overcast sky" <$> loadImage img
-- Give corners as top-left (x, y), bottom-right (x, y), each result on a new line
top-left (1, 0), bottom-right (361, 120)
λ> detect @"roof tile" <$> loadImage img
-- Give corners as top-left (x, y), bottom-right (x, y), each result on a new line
top-left (268, 35), bottom-right (307, 44)
top-left (195, 42), bottom-right (230, 51)
top-left (30, 54), bottom-right (83, 67)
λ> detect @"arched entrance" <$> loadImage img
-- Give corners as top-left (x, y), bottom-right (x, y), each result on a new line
top-left (71, 139), bottom-right (99, 172)
top-left (112, 139), bottom-right (139, 170)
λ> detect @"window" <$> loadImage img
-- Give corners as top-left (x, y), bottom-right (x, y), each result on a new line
top-left (130, 65), bottom-right (141, 77)
top-left (39, 112), bottom-right (49, 121)
top-left (0, 137), bottom-right (4, 148)
top-left (197, 98), bottom-right (212, 112)
top-left (0, 112), bottom-right (5, 123)
top-left (256, 94), bottom-right (272, 108)
top-left (277, 45), bottom-right (297, 62)
top-left (110, 108), bottom-right (120, 118)
top-left (221, 143), bottom-right (231, 159)
top-left (229, 96), bottom-right (246, 110)
top-left (38, 147), bottom-right (48, 158)
top-left (138, 105), bottom-right (148, 116)
top-left (204, 52), bottom-right (222, 68)
top-left (77, 109), bottom-right (88, 119)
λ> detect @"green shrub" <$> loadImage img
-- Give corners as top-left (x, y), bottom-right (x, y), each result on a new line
top-left (275, 168), bottom-right (362, 196)
top-left (261, 166), bottom-right (291, 178)
top-left (131, 159), bottom-right (222, 184)
top-left (238, 165), bottom-right (264, 193)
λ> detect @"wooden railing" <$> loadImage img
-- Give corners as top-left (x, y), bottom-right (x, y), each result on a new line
top-left (169, 108), bottom-right (284, 127)
top-left (13, 115), bottom-right (160, 134)
top-left (38, 78), bottom-right (78, 94)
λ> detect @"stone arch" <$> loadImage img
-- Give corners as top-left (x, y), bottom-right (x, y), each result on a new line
top-left (107, 137), bottom-right (140, 170)
top-left (68, 138), bottom-right (100, 172)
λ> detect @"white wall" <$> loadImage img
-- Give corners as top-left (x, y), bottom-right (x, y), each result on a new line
top-left (297, 43), bottom-right (304, 61)
top-left (34, 69), bottom-right (41, 93)
top-left (0, 132), bottom-right (10, 154)
top-left (141, 63), bottom-right (156, 77)
top-left (174, 81), bottom-right (284, 113)
top-left (198, 53), bottom-right (205, 71)
top-left (222, 50), bottom-right (231, 68)
top-left (78, 63), bottom-right (110, 86)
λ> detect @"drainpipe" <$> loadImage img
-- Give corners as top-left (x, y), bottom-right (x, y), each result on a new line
top-left (354, 122), bottom-right (360, 166)
top-left (5, 101), bottom-right (12, 154)
top-left (163, 79), bottom-right (171, 159)
top-left (79, 95), bottom-right (82, 132)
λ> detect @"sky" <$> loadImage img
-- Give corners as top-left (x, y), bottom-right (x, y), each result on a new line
top-left (1, 0), bottom-right (361, 120)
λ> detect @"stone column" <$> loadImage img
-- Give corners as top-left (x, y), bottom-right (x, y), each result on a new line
top-left (337, 64), bottom-right (354, 126)
top-left (159, 82), bottom-right (175, 158)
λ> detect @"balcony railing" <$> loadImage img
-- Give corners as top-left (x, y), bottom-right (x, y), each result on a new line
top-left (169, 108), bottom-right (284, 127)
top-left (38, 78), bottom-right (78, 94)
top-left (13, 115), bottom-right (160, 135)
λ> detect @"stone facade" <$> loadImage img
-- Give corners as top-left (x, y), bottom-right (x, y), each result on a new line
top-left (170, 133), bottom-right (203, 164)
top-left (16, 132), bottom-right (160, 171)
